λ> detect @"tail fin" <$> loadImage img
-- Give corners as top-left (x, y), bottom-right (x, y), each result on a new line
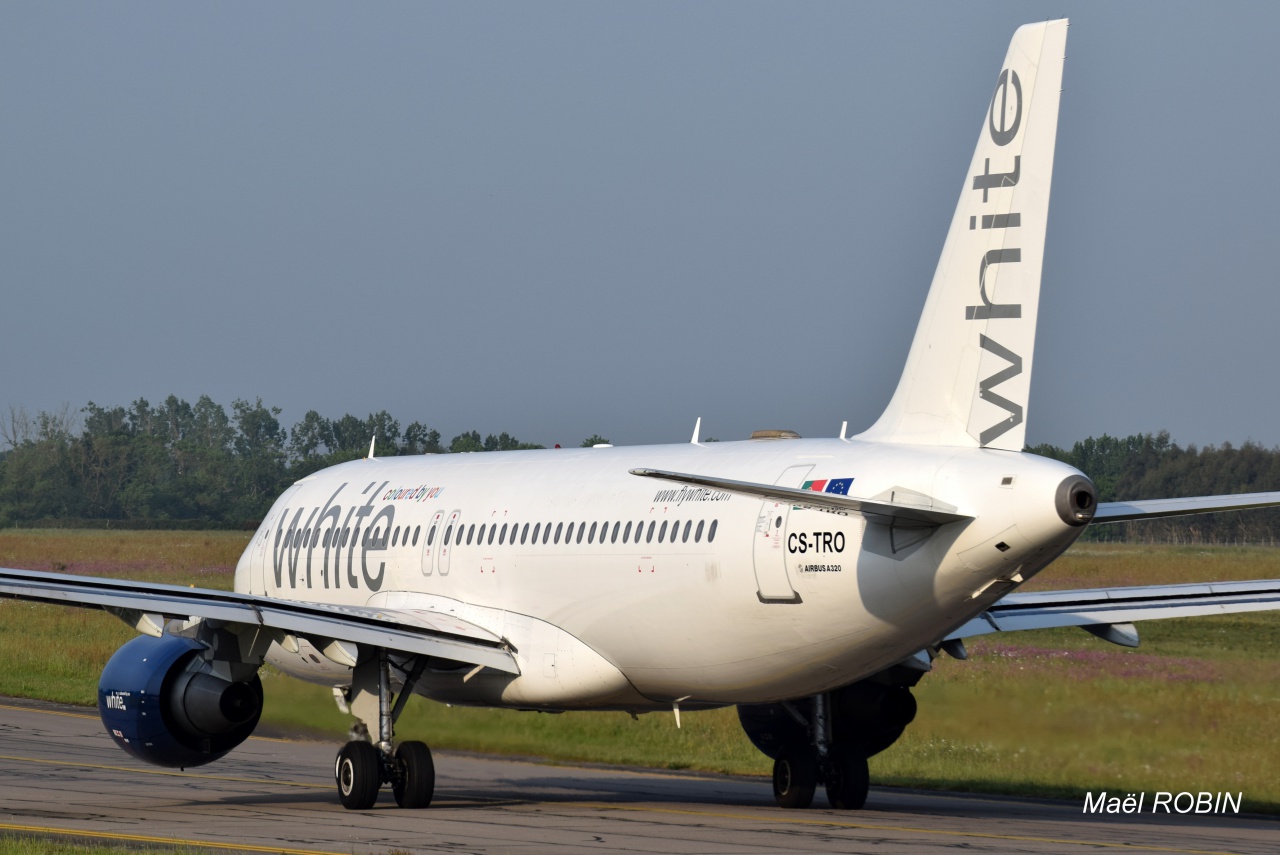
top-left (859, 20), bottom-right (1067, 451)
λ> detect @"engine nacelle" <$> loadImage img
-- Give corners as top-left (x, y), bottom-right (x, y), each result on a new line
top-left (98, 634), bottom-right (263, 768)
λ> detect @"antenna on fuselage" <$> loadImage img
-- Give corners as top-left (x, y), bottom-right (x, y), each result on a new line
top-left (839, 420), bottom-right (848, 441)
top-left (367, 434), bottom-right (376, 460)
top-left (690, 417), bottom-right (702, 445)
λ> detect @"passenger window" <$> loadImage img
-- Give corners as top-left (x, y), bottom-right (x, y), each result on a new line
top-left (354, 526), bottom-right (362, 546)
top-left (576, 523), bottom-right (586, 544)
top-left (695, 520), bottom-right (704, 542)
top-left (566, 522), bottom-right (575, 543)
top-left (321, 529), bottom-right (330, 548)
top-left (636, 521), bottom-right (645, 543)
top-left (442, 525), bottom-right (452, 546)
top-left (426, 525), bottom-right (436, 546)
top-left (466, 524), bottom-right (474, 545)
top-left (588, 522), bottom-right (598, 543)
top-left (658, 521), bottom-right (668, 542)
top-left (646, 521), bottom-right (656, 543)
top-left (623, 521), bottom-right (632, 542)
top-left (682, 520), bottom-right (691, 543)
top-left (412, 526), bottom-right (420, 546)
top-left (521, 523), bottom-right (530, 544)
top-left (671, 521), bottom-right (680, 543)
top-left (497, 523), bottom-right (506, 545)
top-left (554, 522), bottom-right (563, 544)
top-left (392, 527), bottom-right (400, 547)
top-left (488, 524), bottom-right (497, 545)
top-left (611, 521), bottom-right (620, 543)
top-left (709, 519), bottom-right (718, 542)
top-left (532, 522), bottom-right (541, 543)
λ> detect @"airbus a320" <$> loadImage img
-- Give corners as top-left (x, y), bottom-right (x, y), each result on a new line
top-left (4, 19), bottom-right (1279, 812)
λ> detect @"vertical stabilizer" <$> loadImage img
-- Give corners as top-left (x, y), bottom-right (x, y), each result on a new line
top-left (859, 20), bottom-right (1067, 450)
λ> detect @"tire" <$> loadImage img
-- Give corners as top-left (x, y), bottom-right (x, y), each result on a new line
top-left (772, 744), bottom-right (817, 809)
top-left (392, 741), bottom-right (435, 809)
top-left (335, 740), bottom-right (381, 810)
top-left (824, 746), bottom-right (870, 810)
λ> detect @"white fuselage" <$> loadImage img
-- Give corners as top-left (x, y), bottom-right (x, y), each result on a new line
top-left (236, 437), bottom-right (1086, 712)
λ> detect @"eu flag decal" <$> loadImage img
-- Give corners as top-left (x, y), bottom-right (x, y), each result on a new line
top-left (825, 478), bottom-right (853, 495)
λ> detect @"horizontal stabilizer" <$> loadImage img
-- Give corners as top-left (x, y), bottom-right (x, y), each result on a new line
top-left (630, 468), bottom-right (970, 527)
top-left (945, 579), bottom-right (1280, 642)
top-left (1093, 491), bottom-right (1280, 524)
top-left (0, 567), bottom-right (519, 674)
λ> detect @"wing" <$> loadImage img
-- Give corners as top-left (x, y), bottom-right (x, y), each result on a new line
top-left (1093, 491), bottom-right (1280, 523)
top-left (629, 468), bottom-right (971, 527)
top-left (945, 579), bottom-right (1280, 647)
top-left (0, 566), bottom-right (519, 674)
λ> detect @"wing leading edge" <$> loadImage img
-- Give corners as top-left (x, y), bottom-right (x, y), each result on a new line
top-left (1093, 491), bottom-right (1280, 523)
top-left (0, 567), bottom-right (519, 675)
top-left (945, 579), bottom-right (1280, 645)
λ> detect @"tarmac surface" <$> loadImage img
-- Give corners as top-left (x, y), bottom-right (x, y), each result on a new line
top-left (0, 697), bottom-right (1275, 854)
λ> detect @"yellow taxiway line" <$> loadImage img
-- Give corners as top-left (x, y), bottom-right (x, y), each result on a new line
top-left (0, 822), bottom-right (341, 855)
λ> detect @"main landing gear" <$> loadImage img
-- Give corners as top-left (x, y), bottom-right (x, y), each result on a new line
top-left (771, 692), bottom-right (871, 811)
top-left (334, 650), bottom-right (434, 810)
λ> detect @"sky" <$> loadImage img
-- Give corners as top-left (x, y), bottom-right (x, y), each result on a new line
top-left (3, 2), bottom-right (1279, 451)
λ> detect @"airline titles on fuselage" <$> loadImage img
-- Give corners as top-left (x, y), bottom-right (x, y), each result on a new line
top-left (270, 478), bottom-right (738, 593)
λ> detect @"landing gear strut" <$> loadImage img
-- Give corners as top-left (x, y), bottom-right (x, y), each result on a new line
top-left (770, 692), bottom-right (871, 811)
top-left (334, 650), bottom-right (433, 810)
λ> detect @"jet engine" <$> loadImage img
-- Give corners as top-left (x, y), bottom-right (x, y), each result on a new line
top-left (98, 634), bottom-right (263, 768)
top-left (738, 680), bottom-right (917, 759)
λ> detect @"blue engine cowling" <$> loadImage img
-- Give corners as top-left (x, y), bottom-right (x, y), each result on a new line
top-left (98, 634), bottom-right (263, 768)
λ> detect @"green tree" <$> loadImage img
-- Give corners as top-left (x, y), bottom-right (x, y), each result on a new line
top-left (450, 431), bottom-right (484, 453)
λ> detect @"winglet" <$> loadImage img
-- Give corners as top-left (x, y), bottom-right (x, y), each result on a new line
top-left (367, 434), bottom-right (377, 460)
top-left (691, 417), bottom-right (702, 444)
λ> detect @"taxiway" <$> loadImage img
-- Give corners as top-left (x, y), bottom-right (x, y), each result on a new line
top-left (0, 698), bottom-right (1273, 854)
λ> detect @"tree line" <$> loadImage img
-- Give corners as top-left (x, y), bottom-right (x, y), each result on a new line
top-left (0, 396), bottom-right (606, 529)
top-left (1, 397), bottom-right (1278, 542)
top-left (1029, 431), bottom-right (1280, 544)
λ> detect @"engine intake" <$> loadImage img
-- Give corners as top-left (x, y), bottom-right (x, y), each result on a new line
top-left (98, 634), bottom-right (263, 768)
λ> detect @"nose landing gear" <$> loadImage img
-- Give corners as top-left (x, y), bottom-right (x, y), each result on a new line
top-left (334, 649), bottom-right (434, 810)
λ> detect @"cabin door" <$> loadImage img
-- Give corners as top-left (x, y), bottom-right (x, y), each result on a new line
top-left (437, 509), bottom-right (462, 577)
top-left (752, 465), bottom-right (811, 603)
top-left (420, 510), bottom-right (445, 575)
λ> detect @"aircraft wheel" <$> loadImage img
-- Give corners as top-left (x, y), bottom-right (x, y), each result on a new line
top-left (392, 740), bottom-right (435, 809)
top-left (335, 740), bottom-right (381, 810)
top-left (824, 746), bottom-right (870, 810)
top-left (772, 744), bottom-right (817, 809)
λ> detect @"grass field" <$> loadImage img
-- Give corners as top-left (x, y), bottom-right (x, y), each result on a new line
top-left (1, 530), bottom-right (1277, 812)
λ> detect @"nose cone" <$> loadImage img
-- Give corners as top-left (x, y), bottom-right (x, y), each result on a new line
top-left (1055, 475), bottom-right (1097, 526)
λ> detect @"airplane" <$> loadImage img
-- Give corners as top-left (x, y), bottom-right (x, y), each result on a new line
top-left (3, 18), bottom-right (1280, 813)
